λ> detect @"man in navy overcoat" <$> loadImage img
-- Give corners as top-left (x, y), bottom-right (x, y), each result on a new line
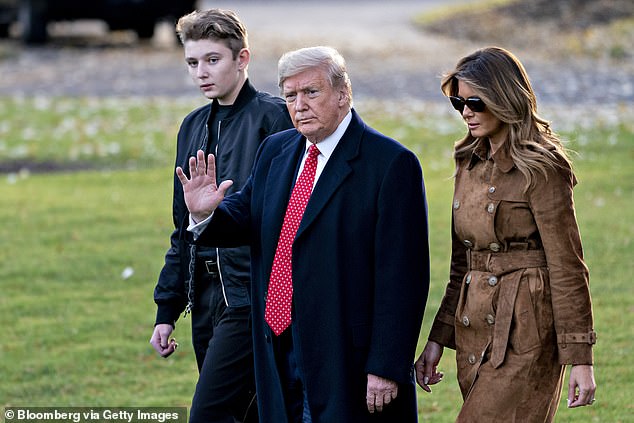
top-left (178, 46), bottom-right (430, 423)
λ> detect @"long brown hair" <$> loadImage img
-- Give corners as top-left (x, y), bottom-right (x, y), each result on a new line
top-left (441, 47), bottom-right (572, 190)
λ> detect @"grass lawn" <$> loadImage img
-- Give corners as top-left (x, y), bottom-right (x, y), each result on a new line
top-left (1, 97), bottom-right (632, 421)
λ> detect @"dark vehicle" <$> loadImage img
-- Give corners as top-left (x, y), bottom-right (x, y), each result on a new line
top-left (6, 0), bottom-right (197, 43)
top-left (0, 0), bottom-right (17, 37)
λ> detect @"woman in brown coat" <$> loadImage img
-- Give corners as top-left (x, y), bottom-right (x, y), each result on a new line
top-left (415, 47), bottom-right (597, 422)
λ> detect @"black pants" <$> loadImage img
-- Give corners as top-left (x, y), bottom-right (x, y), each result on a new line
top-left (189, 264), bottom-right (257, 423)
top-left (273, 328), bottom-right (312, 423)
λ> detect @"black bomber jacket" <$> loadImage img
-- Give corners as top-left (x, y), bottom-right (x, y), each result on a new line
top-left (153, 80), bottom-right (293, 326)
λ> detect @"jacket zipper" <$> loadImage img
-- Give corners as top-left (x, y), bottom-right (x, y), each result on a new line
top-left (183, 243), bottom-right (196, 316)
top-left (216, 119), bottom-right (229, 307)
top-left (183, 123), bottom-right (210, 317)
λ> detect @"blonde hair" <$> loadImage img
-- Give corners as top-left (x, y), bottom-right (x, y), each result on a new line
top-left (441, 47), bottom-right (572, 190)
top-left (277, 46), bottom-right (353, 108)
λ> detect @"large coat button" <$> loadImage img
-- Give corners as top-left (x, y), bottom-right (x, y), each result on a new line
top-left (465, 274), bottom-right (472, 285)
top-left (489, 242), bottom-right (501, 252)
top-left (468, 354), bottom-right (477, 365)
top-left (486, 314), bottom-right (496, 325)
top-left (453, 200), bottom-right (460, 209)
top-left (462, 315), bottom-right (470, 327)
top-left (488, 186), bottom-right (496, 193)
top-left (487, 203), bottom-right (495, 214)
top-left (464, 240), bottom-right (473, 248)
top-left (488, 276), bottom-right (498, 286)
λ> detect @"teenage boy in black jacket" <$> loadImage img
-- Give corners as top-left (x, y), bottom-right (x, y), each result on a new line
top-left (149, 9), bottom-right (293, 423)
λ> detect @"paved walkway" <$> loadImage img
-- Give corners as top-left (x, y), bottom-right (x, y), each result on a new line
top-left (0, 0), bottom-right (631, 107)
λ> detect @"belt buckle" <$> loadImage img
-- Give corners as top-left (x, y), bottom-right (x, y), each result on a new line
top-left (205, 260), bottom-right (217, 274)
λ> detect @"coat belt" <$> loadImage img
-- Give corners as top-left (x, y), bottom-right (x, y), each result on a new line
top-left (467, 249), bottom-right (547, 275)
top-left (466, 249), bottom-right (547, 368)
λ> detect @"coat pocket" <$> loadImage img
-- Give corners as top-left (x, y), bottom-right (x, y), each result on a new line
top-left (509, 274), bottom-right (541, 354)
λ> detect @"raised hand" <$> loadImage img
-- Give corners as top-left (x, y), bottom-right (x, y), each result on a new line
top-left (176, 150), bottom-right (234, 223)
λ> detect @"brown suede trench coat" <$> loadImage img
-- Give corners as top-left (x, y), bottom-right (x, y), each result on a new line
top-left (428, 140), bottom-right (596, 422)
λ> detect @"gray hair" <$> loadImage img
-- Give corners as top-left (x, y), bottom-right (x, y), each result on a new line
top-left (278, 46), bottom-right (353, 107)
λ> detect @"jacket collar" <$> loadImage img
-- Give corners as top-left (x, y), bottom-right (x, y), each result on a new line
top-left (469, 138), bottom-right (515, 173)
top-left (209, 79), bottom-right (257, 121)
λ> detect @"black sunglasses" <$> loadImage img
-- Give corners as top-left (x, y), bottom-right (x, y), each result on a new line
top-left (449, 96), bottom-right (486, 113)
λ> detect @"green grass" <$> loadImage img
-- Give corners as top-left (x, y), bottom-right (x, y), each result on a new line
top-left (1, 97), bottom-right (632, 421)
top-left (0, 96), bottom-right (199, 170)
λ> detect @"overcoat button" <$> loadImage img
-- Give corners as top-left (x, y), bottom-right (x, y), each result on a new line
top-left (468, 354), bottom-right (477, 365)
top-left (464, 240), bottom-right (473, 248)
top-left (488, 276), bottom-right (498, 286)
top-left (453, 200), bottom-right (460, 209)
top-left (488, 186), bottom-right (496, 193)
top-left (486, 314), bottom-right (495, 325)
top-left (465, 274), bottom-right (472, 285)
top-left (489, 242), bottom-right (501, 252)
top-left (487, 203), bottom-right (495, 214)
top-left (462, 315), bottom-right (470, 327)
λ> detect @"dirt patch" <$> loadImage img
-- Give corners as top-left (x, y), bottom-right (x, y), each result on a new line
top-left (499, 0), bottom-right (633, 29)
top-left (421, 0), bottom-right (634, 60)
top-left (0, 159), bottom-right (100, 174)
top-left (1, 0), bottom-right (632, 174)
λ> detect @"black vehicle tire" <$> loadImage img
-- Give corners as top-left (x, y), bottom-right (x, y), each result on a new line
top-left (19, 0), bottom-right (48, 44)
top-left (134, 20), bottom-right (155, 40)
top-left (0, 23), bottom-right (9, 38)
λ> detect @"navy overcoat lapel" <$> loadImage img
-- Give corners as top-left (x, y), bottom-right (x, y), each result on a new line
top-left (296, 110), bottom-right (364, 239)
top-left (260, 132), bottom-right (305, 260)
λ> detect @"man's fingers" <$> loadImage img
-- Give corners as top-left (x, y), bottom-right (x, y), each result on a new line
top-left (149, 325), bottom-right (177, 358)
top-left (366, 374), bottom-right (398, 413)
top-left (195, 150), bottom-right (206, 175)
top-left (189, 154), bottom-right (199, 176)
top-left (366, 394), bottom-right (375, 413)
top-left (366, 390), bottom-right (397, 413)
top-left (375, 397), bottom-right (383, 413)
top-left (218, 180), bottom-right (234, 195)
top-left (383, 391), bottom-right (393, 405)
top-left (207, 153), bottom-right (216, 179)
top-left (366, 393), bottom-right (384, 413)
top-left (175, 166), bottom-right (188, 185)
top-left (160, 339), bottom-right (178, 358)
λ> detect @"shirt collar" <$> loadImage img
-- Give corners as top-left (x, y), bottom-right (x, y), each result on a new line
top-left (304, 111), bottom-right (352, 159)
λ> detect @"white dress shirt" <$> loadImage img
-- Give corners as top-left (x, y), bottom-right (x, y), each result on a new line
top-left (189, 111), bottom-right (352, 238)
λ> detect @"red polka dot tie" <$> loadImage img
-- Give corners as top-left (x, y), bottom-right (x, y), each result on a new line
top-left (265, 144), bottom-right (320, 336)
